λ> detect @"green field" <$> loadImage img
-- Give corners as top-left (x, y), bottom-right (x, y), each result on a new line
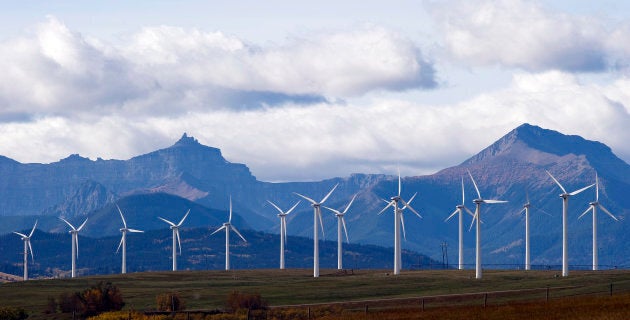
top-left (2, 268), bottom-right (630, 319)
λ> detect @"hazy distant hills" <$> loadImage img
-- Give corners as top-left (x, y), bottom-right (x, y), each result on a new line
top-left (1, 124), bottom-right (630, 272)
top-left (0, 228), bottom-right (436, 279)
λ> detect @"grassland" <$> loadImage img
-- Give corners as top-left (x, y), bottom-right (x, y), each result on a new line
top-left (2, 268), bottom-right (630, 319)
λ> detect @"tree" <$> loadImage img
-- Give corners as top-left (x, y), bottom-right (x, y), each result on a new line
top-left (225, 291), bottom-right (267, 313)
top-left (156, 292), bottom-right (185, 311)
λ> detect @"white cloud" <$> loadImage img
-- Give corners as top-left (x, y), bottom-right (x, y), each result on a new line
top-left (427, 0), bottom-right (608, 72)
top-left (0, 17), bottom-right (436, 121)
top-left (0, 70), bottom-right (628, 182)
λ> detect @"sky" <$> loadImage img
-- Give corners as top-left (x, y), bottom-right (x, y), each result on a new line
top-left (1, 0), bottom-right (630, 182)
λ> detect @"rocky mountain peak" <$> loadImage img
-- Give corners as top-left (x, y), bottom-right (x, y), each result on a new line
top-left (172, 133), bottom-right (201, 148)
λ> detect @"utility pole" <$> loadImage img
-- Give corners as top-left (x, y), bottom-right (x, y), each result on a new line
top-left (441, 242), bottom-right (449, 269)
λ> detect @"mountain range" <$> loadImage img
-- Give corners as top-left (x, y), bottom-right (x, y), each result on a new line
top-left (1, 124), bottom-right (629, 274)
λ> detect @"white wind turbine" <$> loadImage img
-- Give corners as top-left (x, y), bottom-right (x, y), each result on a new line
top-left (378, 172), bottom-right (421, 275)
top-left (211, 197), bottom-right (247, 271)
top-left (578, 173), bottom-right (618, 271)
top-left (158, 209), bottom-right (191, 271)
top-left (546, 170), bottom-right (594, 277)
top-left (516, 190), bottom-right (552, 271)
top-left (13, 220), bottom-right (37, 281)
top-left (294, 183), bottom-right (339, 278)
top-left (60, 217), bottom-right (88, 278)
top-left (445, 177), bottom-right (475, 270)
top-left (267, 200), bottom-right (300, 270)
top-left (467, 170), bottom-right (507, 279)
top-left (324, 194), bottom-right (357, 270)
top-left (116, 205), bottom-right (144, 274)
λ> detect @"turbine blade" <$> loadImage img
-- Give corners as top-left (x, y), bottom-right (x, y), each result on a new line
top-left (231, 226), bottom-right (247, 242)
top-left (158, 217), bottom-right (176, 227)
top-left (341, 217), bottom-right (349, 243)
top-left (378, 201), bottom-right (394, 215)
top-left (178, 209), bottom-right (191, 226)
top-left (293, 192), bottom-right (317, 205)
top-left (546, 170), bottom-right (567, 194)
top-left (75, 235), bottom-right (79, 258)
top-left (469, 209), bottom-right (478, 232)
top-left (211, 226), bottom-right (226, 236)
top-left (400, 199), bottom-right (422, 219)
top-left (29, 220), bottom-right (38, 238)
top-left (569, 184), bottom-right (594, 196)
top-left (267, 200), bottom-right (284, 214)
top-left (526, 189), bottom-right (530, 204)
top-left (28, 241), bottom-right (34, 262)
top-left (461, 176), bottom-right (465, 205)
top-left (538, 207), bottom-right (554, 217)
top-left (320, 183), bottom-right (339, 204)
top-left (518, 207), bottom-right (526, 216)
top-left (406, 192), bottom-right (418, 206)
top-left (176, 230), bottom-right (182, 255)
top-left (116, 205), bottom-right (127, 228)
top-left (59, 217), bottom-right (76, 230)
top-left (116, 235), bottom-right (123, 253)
top-left (484, 199), bottom-right (508, 204)
top-left (343, 194), bottom-right (357, 214)
top-left (128, 229), bottom-right (144, 233)
top-left (463, 206), bottom-right (475, 217)
top-left (400, 211), bottom-right (407, 240)
top-left (445, 209), bottom-right (459, 222)
top-left (14, 231), bottom-right (27, 238)
top-left (318, 210), bottom-right (325, 239)
top-left (467, 170), bottom-right (482, 199)
top-left (322, 205), bottom-right (341, 215)
top-left (77, 218), bottom-right (88, 231)
top-left (578, 206), bottom-right (592, 220)
top-left (286, 201), bottom-right (301, 215)
top-left (595, 172), bottom-right (599, 202)
top-left (229, 196), bottom-right (233, 223)
top-left (599, 205), bottom-right (619, 221)
top-left (398, 168), bottom-right (402, 197)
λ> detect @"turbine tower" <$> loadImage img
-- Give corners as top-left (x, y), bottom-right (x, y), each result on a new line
top-left (467, 170), bottom-right (507, 279)
top-left (158, 209), bottom-right (191, 271)
top-left (116, 205), bottom-right (144, 274)
top-left (211, 197), bottom-right (247, 271)
top-left (294, 183), bottom-right (339, 278)
top-left (519, 192), bottom-right (532, 271)
top-left (323, 194), bottom-right (357, 270)
top-left (267, 200), bottom-right (300, 270)
top-left (60, 217), bottom-right (88, 278)
top-left (546, 170), bottom-right (593, 277)
top-left (13, 220), bottom-right (37, 281)
top-left (578, 173), bottom-right (618, 271)
top-left (378, 171), bottom-right (421, 275)
top-left (445, 177), bottom-right (474, 270)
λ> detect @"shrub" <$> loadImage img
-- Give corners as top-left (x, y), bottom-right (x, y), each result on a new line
top-left (0, 306), bottom-right (28, 320)
top-left (54, 281), bottom-right (125, 317)
top-left (156, 292), bottom-right (186, 311)
top-left (225, 291), bottom-right (267, 313)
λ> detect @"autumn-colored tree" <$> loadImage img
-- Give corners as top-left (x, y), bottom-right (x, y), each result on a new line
top-left (156, 292), bottom-right (185, 311)
top-left (225, 291), bottom-right (267, 313)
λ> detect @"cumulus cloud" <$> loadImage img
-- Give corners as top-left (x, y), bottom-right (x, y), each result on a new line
top-left (0, 70), bottom-right (628, 182)
top-left (0, 17), bottom-right (436, 120)
top-left (426, 0), bottom-right (609, 72)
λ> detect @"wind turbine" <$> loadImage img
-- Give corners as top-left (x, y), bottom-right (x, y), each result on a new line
top-left (211, 197), bottom-right (247, 271)
top-left (267, 200), bottom-right (300, 270)
top-left (323, 194), bottom-right (357, 270)
top-left (445, 177), bottom-right (475, 270)
top-left (13, 220), bottom-right (37, 281)
top-left (294, 183), bottom-right (339, 278)
top-left (60, 217), bottom-right (88, 278)
top-left (116, 205), bottom-right (144, 274)
top-left (467, 170), bottom-right (507, 279)
top-left (578, 173), bottom-right (618, 271)
top-left (158, 209), bottom-right (191, 271)
top-left (378, 171), bottom-right (421, 275)
top-left (546, 170), bottom-right (594, 277)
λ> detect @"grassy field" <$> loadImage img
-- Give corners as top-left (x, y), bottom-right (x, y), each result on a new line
top-left (2, 268), bottom-right (630, 319)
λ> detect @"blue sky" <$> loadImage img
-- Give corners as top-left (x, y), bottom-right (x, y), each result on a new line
top-left (1, 0), bottom-right (630, 181)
